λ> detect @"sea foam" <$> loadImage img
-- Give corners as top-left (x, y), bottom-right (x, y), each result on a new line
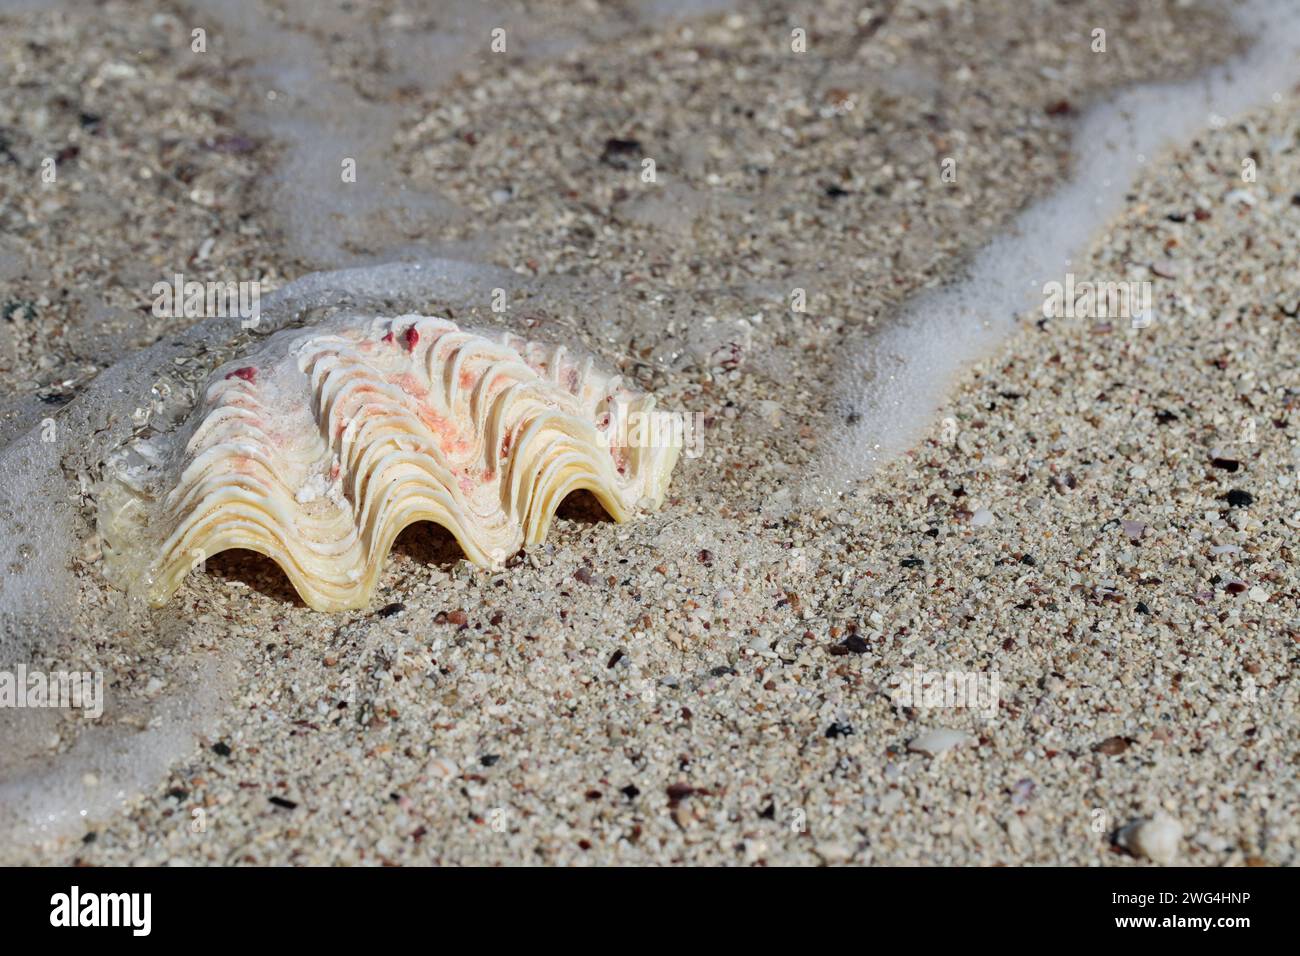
top-left (814, 0), bottom-right (1300, 494)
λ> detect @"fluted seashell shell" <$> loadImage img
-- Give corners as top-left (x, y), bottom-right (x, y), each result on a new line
top-left (97, 315), bottom-right (680, 611)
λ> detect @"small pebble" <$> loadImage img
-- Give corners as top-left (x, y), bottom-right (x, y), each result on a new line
top-left (1225, 489), bottom-right (1254, 507)
top-left (1119, 813), bottom-right (1183, 865)
top-left (907, 728), bottom-right (973, 757)
top-left (427, 756), bottom-right (459, 781)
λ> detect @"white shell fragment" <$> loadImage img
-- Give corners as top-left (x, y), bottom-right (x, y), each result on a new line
top-left (906, 728), bottom-right (974, 757)
top-left (97, 315), bottom-right (681, 611)
top-left (1118, 813), bottom-right (1183, 865)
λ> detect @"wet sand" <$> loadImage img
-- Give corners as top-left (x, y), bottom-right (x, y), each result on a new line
top-left (1, 0), bottom-right (1296, 865)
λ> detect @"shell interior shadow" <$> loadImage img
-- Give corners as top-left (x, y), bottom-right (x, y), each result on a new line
top-left (389, 520), bottom-right (467, 568)
top-left (554, 489), bottom-right (610, 526)
top-left (206, 549), bottom-right (305, 606)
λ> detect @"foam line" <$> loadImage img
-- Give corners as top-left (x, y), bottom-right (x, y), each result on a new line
top-left (815, 0), bottom-right (1300, 491)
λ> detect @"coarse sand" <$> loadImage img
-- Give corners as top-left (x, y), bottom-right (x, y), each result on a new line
top-left (0, 0), bottom-right (1295, 865)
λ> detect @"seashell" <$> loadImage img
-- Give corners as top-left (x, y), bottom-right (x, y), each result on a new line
top-left (906, 728), bottom-right (973, 757)
top-left (97, 315), bottom-right (681, 611)
top-left (1117, 813), bottom-right (1183, 865)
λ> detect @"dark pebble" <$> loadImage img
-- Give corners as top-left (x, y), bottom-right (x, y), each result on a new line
top-left (900, 557), bottom-right (924, 568)
top-left (825, 722), bottom-right (853, 738)
top-left (1211, 457), bottom-right (1240, 472)
top-left (1225, 489), bottom-right (1254, 507)
top-left (480, 754), bottom-right (500, 767)
top-left (376, 602), bottom-right (405, 618)
top-left (666, 782), bottom-right (695, 804)
top-left (621, 784), bottom-right (640, 800)
top-left (269, 796), bottom-right (298, 810)
top-left (211, 741), bottom-right (232, 757)
top-left (840, 634), bottom-right (870, 654)
top-left (600, 137), bottom-right (642, 167)
top-left (1093, 736), bottom-right (1132, 756)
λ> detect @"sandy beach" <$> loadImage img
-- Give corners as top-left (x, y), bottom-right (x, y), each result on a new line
top-left (0, 0), bottom-right (1297, 866)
